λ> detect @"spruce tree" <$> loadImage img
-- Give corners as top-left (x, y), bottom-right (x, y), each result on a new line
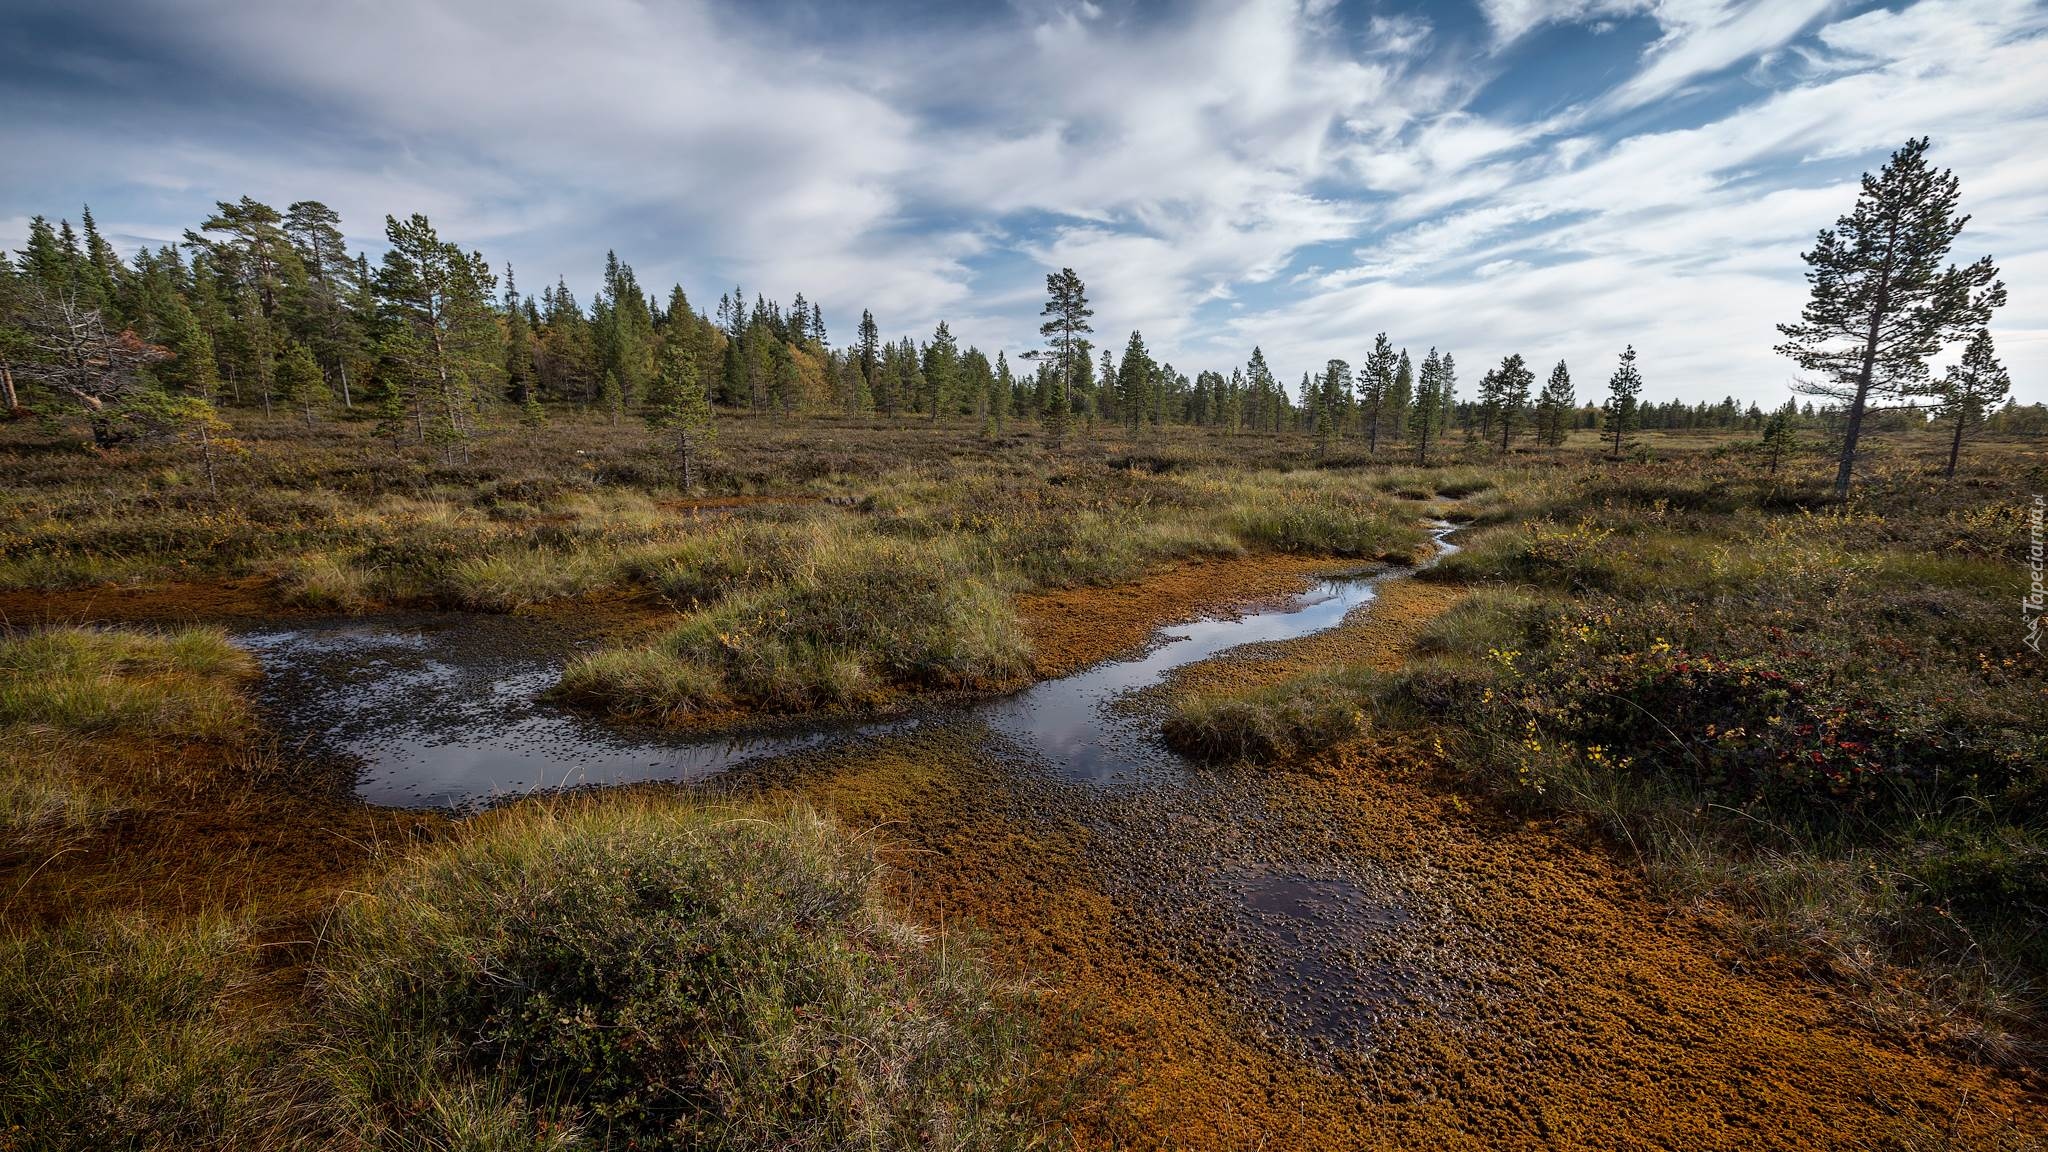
top-left (1245, 347), bottom-right (1277, 433)
top-left (503, 265), bottom-right (535, 405)
top-left (1930, 328), bottom-right (2010, 478)
top-left (1776, 137), bottom-right (2004, 497)
top-left (78, 206), bottom-right (123, 320)
top-left (989, 350), bottom-right (1012, 435)
top-left (647, 342), bottom-right (715, 490)
top-left (1315, 359), bottom-right (1350, 457)
top-left (923, 321), bottom-right (960, 421)
top-left (856, 309), bottom-right (880, 414)
top-left (1117, 330), bottom-right (1153, 436)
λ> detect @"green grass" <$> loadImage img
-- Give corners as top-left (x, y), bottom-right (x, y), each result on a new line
top-left (0, 627), bottom-right (258, 856)
top-left (556, 469), bottom-right (1424, 724)
top-left (308, 796), bottom-right (1053, 1151)
top-left (559, 529), bottom-right (1031, 719)
top-left (1162, 668), bottom-right (1376, 764)
top-left (0, 911), bottom-right (299, 1150)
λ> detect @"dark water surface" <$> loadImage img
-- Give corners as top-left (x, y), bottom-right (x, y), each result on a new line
top-left (241, 524), bottom-right (1482, 1057)
top-left (240, 523), bottom-right (1458, 808)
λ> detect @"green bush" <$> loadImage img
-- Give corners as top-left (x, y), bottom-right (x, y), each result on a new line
top-left (311, 798), bottom-right (1048, 1151)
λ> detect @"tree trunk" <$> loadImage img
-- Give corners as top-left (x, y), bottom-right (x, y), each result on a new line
top-left (1946, 408), bottom-right (1965, 478)
top-left (199, 420), bottom-right (218, 497)
top-left (0, 361), bottom-right (16, 412)
top-left (1833, 361), bottom-right (1875, 499)
top-left (339, 358), bottom-right (354, 409)
top-left (1836, 223), bottom-right (1898, 499)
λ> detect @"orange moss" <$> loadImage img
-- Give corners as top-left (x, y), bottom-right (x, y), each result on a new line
top-left (723, 571), bottom-right (2047, 1151)
top-left (1017, 552), bottom-right (1357, 679)
top-left (1170, 575), bottom-right (1468, 696)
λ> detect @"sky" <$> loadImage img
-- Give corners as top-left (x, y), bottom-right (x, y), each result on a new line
top-left (3, 0), bottom-right (2044, 406)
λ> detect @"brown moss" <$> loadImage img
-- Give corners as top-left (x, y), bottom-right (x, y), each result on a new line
top-left (715, 573), bottom-right (2048, 1151)
top-left (0, 576), bottom-right (292, 626)
top-left (1017, 552), bottom-right (1353, 679)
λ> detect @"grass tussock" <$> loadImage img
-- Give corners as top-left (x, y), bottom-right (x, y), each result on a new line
top-left (0, 912), bottom-right (299, 1150)
top-left (558, 529), bottom-right (1035, 720)
top-left (0, 627), bottom-right (257, 857)
top-left (1163, 669), bottom-right (1375, 764)
top-left (310, 796), bottom-right (1052, 1151)
top-left (1, 798), bottom-right (1065, 1150)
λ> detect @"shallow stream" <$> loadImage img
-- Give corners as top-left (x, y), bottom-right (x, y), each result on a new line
top-left (242, 523), bottom-right (1458, 807)
top-left (241, 523), bottom-right (1467, 1057)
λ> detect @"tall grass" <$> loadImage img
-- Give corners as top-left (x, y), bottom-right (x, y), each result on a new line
top-left (0, 627), bottom-right (257, 855)
top-left (0, 912), bottom-right (299, 1150)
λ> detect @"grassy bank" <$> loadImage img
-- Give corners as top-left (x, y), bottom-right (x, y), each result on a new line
top-left (1164, 440), bottom-right (2048, 1053)
top-left (0, 627), bottom-right (1070, 1149)
top-left (551, 462), bottom-right (1423, 726)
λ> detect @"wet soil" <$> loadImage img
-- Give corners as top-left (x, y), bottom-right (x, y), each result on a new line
top-left (10, 536), bottom-right (2043, 1148)
top-left (1018, 552), bottom-right (1363, 679)
top-left (718, 582), bottom-right (2047, 1150)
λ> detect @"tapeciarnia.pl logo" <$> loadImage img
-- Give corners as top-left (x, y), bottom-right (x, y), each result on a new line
top-left (2028, 494), bottom-right (2045, 654)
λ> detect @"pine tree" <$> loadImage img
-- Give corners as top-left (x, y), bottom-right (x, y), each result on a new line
top-left (1759, 402), bottom-right (1798, 476)
top-left (1032, 268), bottom-right (1092, 446)
top-left (1536, 359), bottom-right (1574, 447)
top-left (1411, 348), bottom-right (1443, 466)
top-left (1490, 354), bottom-right (1532, 452)
top-left (1602, 345), bottom-right (1643, 458)
top-left (276, 339), bottom-right (326, 425)
top-left (187, 197), bottom-right (307, 413)
top-left (1930, 328), bottom-right (2010, 478)
top-left (374, 213), bottom-right (500, 457)
top-left (1776, 138), bottom-right (2005, 497)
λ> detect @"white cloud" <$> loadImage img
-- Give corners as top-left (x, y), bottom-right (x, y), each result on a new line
top-left (2, 0), bottom-right (2043, 400)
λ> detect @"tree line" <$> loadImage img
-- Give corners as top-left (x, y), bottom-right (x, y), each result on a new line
top-left (0, 137), bottom-right (2024, 493)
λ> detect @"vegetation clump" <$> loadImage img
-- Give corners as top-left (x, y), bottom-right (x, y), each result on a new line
top-left (1163, 669), bottom-right (1373, 764)
top-left (0, 626), bottom-right (255, 856)
top-left (311, 797), bottom-right (1048, 1151)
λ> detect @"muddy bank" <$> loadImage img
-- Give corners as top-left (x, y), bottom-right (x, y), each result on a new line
top-left (719, 636), bottom-right (2046, 1151)
top-left (1017, 551), bottom-right (1365, 679)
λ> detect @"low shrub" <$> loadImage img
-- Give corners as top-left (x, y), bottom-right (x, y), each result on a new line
top-left (310, 797), bottom-right (1048, 1151)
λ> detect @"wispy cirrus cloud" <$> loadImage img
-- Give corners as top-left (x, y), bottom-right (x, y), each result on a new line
top-left (0, 0), bottom-right (2041, 402)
